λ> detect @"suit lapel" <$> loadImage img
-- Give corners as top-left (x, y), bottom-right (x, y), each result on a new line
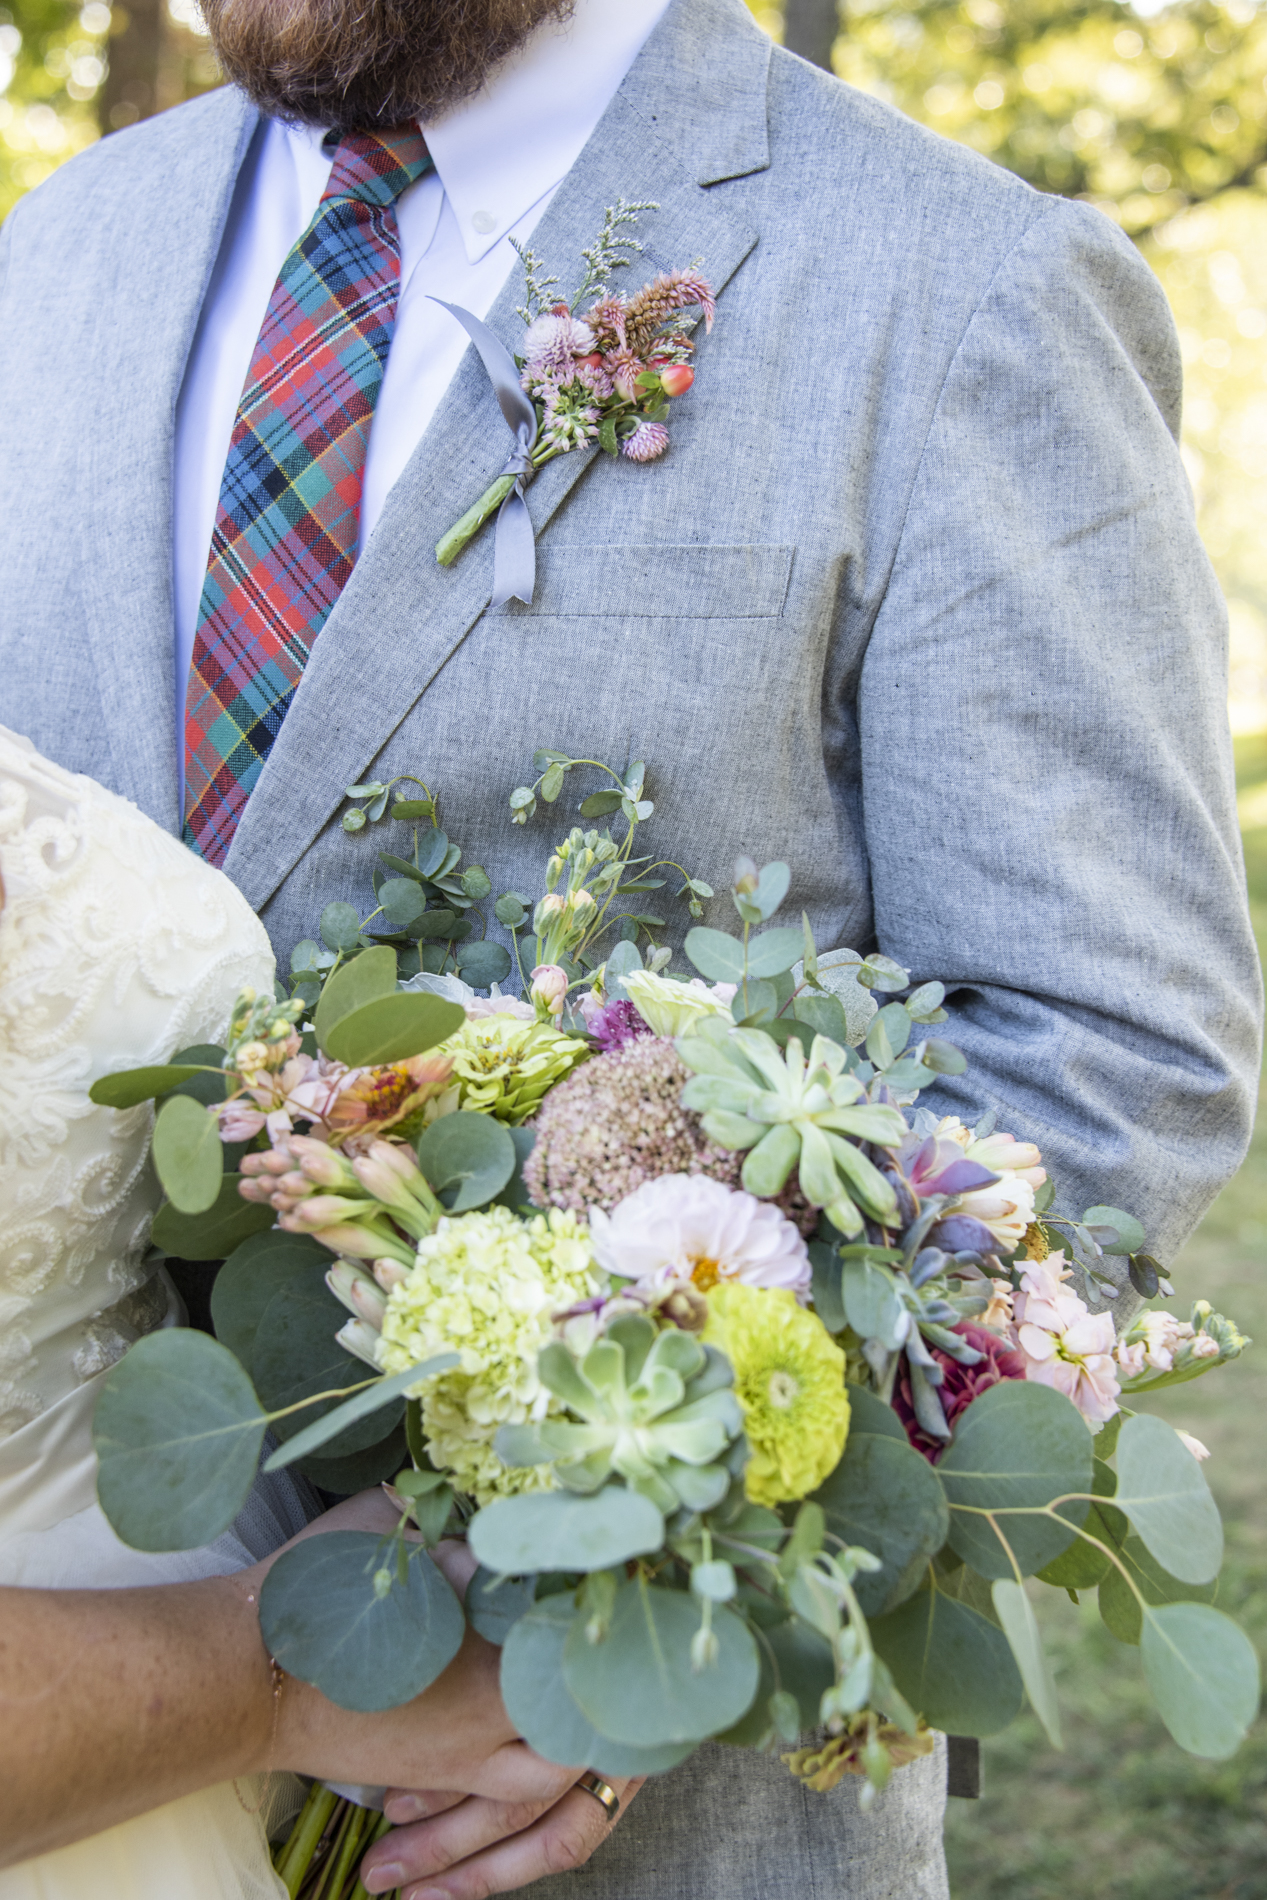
top-left (79, 90), bottom-right (258, 828)
top-left (225, 0), bottom-right (771, 913)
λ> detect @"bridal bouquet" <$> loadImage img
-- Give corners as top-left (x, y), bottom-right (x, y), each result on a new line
top-left (89, 753), bottom-right (1257, 1900)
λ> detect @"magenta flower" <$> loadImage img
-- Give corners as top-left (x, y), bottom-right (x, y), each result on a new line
top-left (587, 998), bottom-right (653, 1053)
top-left (893, 1322), bottom-right (1027, 1462)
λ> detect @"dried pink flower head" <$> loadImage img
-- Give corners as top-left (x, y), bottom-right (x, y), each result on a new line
top-left (521, 309), bottom-right (595, 378)
top-left (523, 1036), bottom-right (743, 1214)
top-left (623, 268), bottom-right (716, 354)
top-left (623, 421), bottom-right (670, 463)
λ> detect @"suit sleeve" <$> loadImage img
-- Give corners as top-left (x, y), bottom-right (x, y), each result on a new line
top-left (859, 196), bottom-right (1262, 1267)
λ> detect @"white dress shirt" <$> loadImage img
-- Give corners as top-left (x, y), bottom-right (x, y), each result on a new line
top-left (172, 0), bottom-right (671, 804)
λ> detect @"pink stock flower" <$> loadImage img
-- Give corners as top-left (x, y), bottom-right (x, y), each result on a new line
top-left (1011, 1252), bottom-right (1121, 1426)
top-left (622, 421), bottom-right (670, 462)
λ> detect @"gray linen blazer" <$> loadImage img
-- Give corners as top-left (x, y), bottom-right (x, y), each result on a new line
top-left (0, 0), bottom-right (1260, 1887)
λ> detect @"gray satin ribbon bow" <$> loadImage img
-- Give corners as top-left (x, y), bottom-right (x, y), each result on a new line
top-left (432, 299), bottom-right (539, 608)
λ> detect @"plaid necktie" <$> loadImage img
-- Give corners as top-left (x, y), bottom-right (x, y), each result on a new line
top-left (183, 124), bottom-right (431, 866)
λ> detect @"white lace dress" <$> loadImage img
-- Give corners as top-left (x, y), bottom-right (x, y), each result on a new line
top-left (0, 729), bottom-right (310, 1899)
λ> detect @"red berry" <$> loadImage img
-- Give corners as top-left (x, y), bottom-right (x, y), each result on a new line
top-left (660, 364), bottom-right (695, 398)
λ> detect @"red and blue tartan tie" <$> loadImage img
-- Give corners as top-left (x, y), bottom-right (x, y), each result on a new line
top-left (183, 124), bottom-right (431, 866)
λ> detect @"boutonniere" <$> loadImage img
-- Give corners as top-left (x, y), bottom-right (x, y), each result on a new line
top-left (432, 201), bottom-right (714, 608)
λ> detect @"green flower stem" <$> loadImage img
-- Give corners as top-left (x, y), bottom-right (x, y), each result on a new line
top-left (346, 1813), bottom-right (396, 1900)
top-left (434, 443), bottom-right (566, 569)
top-left (275, 1782), bottom-right (339, 1894)
top-left (320, 1800), bottom-right (378, 1900)
top-left (436, 474), bottom-right (516, 566)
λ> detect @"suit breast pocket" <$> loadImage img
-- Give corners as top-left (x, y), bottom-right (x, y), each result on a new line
top-left (514, 544), bottom-right (795, 620)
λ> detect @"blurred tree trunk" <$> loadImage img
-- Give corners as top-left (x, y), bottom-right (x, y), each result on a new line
top-left (99, 0), bottom-right (169, 131)
top-left (783, 0), bottom-right (840, 71)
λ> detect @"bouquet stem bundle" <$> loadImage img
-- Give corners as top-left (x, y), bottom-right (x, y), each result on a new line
top-left (275, 1784), bottom-right (393, 1900)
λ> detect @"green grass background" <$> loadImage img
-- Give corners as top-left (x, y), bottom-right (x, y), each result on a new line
top-left (945, 734), bottom-right (1267, 1898)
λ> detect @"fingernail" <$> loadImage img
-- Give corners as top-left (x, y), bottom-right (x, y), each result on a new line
top-left (385, 1793), bottom-right (430, 1822)
top-left (406, 1890), bottom-right (450, 1900)
top-left (363, 1867), bottom-right (405, 1894)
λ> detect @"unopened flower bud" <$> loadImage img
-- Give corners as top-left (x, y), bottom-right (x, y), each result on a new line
top-left (236, 1040), bottom-right (269, 1070)
top-left (337, 1317), bottom-right (383, 1368)
top-left (732, 856), bottom-right (759, 896)
top-left (530, 964), bottom-right (569, 1018)
top-left (538, 893), bottom-right (566, 916)
top-left (299, 1145), bottom-right (357, 1190)
top-left (1176, 1429), bottom-right (1211, 1462)
top-left (237, 1177), bottom-right (275, 1204)
top-left (372, 1257), bottom-right (409, 1292)
top-left (327, 1261), bottom-right (388, 1330)
top-left (365, 1139), bottom-right (424, 1185)
top-left (568, 887), bottom-right (596, 915)
top-left (691, 1624), bottom-right (720, 1672)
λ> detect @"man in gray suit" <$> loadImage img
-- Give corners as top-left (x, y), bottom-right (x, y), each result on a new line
top-left (0, 0), bottom-right (1260, 1893)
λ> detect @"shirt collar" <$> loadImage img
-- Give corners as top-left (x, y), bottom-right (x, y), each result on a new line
top-left (421, 0), bottom-right (673, 264)
top-left (287, 0), bottom-right (672, 268)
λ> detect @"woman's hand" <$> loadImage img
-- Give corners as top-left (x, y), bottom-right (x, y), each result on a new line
top-left (360, 1770), bottom-right (645, 1898)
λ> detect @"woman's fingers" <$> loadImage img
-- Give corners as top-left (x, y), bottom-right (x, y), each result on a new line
top-left (381, 1747), bottom-right (575, 1824)
top-left (366, 1777), bottom-right (643, 1900)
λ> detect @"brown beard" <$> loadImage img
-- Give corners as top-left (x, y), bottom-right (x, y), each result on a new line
top-left (201, 0), bottom-right (576, 132)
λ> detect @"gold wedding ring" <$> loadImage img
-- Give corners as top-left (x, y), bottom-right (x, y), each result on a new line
top-left (576, 1772), bottom-right (621, 1822)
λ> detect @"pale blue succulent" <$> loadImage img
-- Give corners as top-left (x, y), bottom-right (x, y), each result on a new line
top-left (494, 1316), bottom-right (743, 1515)
top-left (675, 1019), bottom-right (907, 1237)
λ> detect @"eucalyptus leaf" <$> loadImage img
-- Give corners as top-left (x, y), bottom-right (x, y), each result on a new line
top-left (151, 1093), bottom-right (225, 1214)
top-left (1098, 1533), bottom-right (1218, 1645)
top-left (322, 991), bottom-right (465, 1067)
top-left (162, 1045), bottom-right (232, 1107)
top-left (808, 1241), bottom-right (846, 1334)
top-left (89, 1063), bottom-right (208, 1109)
top-left (492, 1125), bottom-right (538, 1212)
top-left (1035, 1459), bottom-right (1126, 1590)
top-left (501, 1597), bottom-right (694, 1774)
top-left (1082, 1206), bottom-right (1146, 1256)
top-left (455, 940), bottom-right (513, 988)
top-left (753, 861), bottom-right (790, 921)
top-left (313, 944), bottom-right (397, 1046)
top-left (495, 893), bottom-right (529, 929)
top-left (563, 1577), bottom-right (760, 1746)
top-left (295, 1421), bottom-right (409, 1496)
top-left (602, 938), bottom-right (643, 1002)
top-left (842, 1383), bottom-right (907, 1443)
top-left (991, 1579), bottom-right (1063, 1748)
top-left (250, 1280), bottom-right (401, 1457)
top-left (812, 1431), bottom-right (950, 1616)
top-left (265, 1354), bottom-right (458, 1470)
top-left (745, 927), bottom-right (805, 979)
top-left (578, 790), bottom-right (625, 818)
top-left (468, 1568), bottom-right (538, 1646)
top-left (870, 1584), bottom-right (1024, 1736)
top-left (151, 1176), bottom-right (273, 1261)
top-left (210, 1230), bottom-right (332, 1364)
top-left (938, 1381), bottom-right (1092, 1579)
top-left (260, 1532), bottom-right (464, 1712)
top-left (93, 1330), bottom-right (266, 1551)
top-left (1114, 1413), bottom-right (1223, 1585)
top-left (1140, 1602), bottom-right (1260, 1759)
top-left (469, 1488), bottom-right (665, 1575)
top-left (379, 879), bottom-right (428, 928)
top-left (416, 1112), bottom-right (516, 1212)
top-left (320, 901), bottom-right (363, 954)
top-left (684, 927), bottom-right (746, 985)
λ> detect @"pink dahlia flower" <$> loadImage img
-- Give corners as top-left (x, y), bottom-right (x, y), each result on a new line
top-left (589, 1173), bottom-right (811, 1302)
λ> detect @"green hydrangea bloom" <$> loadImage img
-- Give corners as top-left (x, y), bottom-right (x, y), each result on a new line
top-left (441, 1016), bottom-right (589, 1124)
top-left (377, 1204), bottom-right (600, 1502)
top-left (704, 1285), bottom-right (850, 1507)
